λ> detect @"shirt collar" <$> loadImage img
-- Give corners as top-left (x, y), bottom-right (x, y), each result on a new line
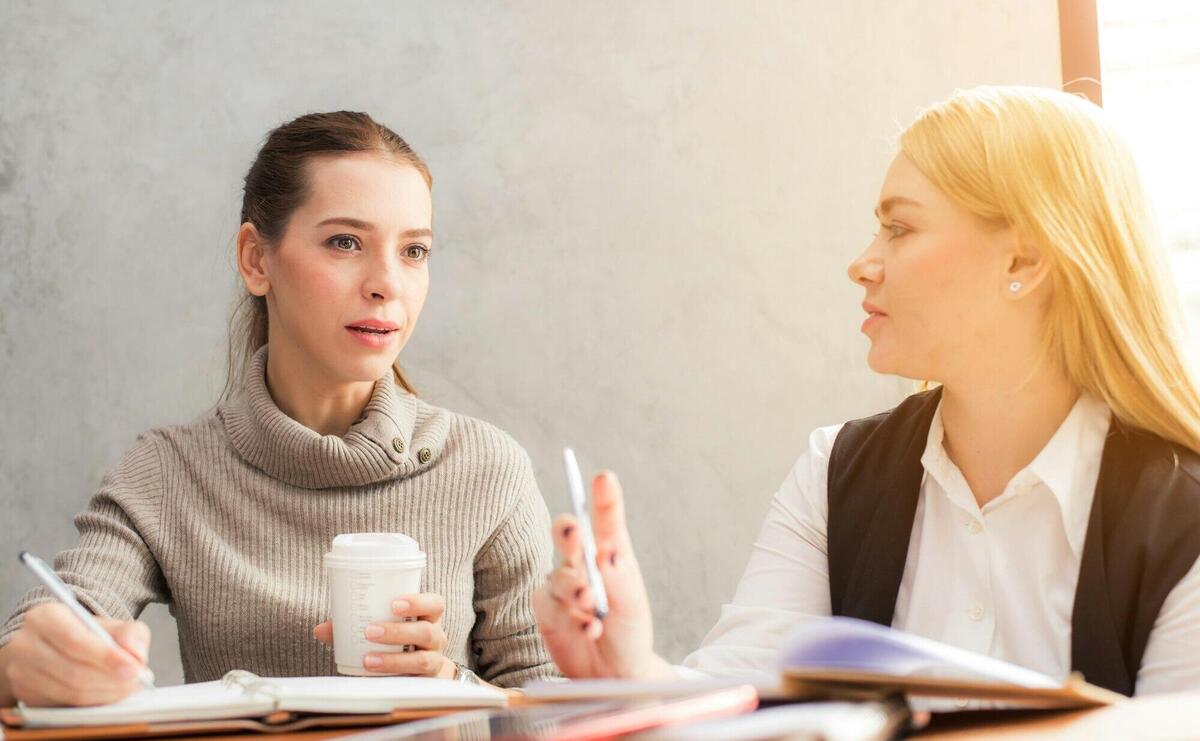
top-left (919, 391), bottom-right (1112, 556)
top-left (1025, 393), bottom-right (1111, 554)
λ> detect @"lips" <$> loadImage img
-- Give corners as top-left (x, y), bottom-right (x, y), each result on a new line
top-left (346, 318), bottom-right (399, 334)
top-left (860, 301), bottom-right (887, 334)
top-left (861, 301), bottom-right (887, 318)
top-left (345, 319), bottom-right (400, 348)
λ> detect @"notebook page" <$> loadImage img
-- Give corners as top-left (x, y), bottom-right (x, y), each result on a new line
top-left (272, 676), bottom-right (508, 712)
top-left (779, 617), bottom-right (1061, 688)
top-left (522, 675), bottom-right (780, 701)
top-left (16, 680), bottom-right (275, 728)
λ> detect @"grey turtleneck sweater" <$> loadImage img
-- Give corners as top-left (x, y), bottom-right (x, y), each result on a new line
top-left (0, 348), bottom-right (556, 687)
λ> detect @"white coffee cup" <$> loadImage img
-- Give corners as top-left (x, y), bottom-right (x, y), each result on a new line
top-left (324, 532), bottom-right (427, 676)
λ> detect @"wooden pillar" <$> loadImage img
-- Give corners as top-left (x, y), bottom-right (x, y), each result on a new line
top-left (1059, 0), bottom-right (1103, 105)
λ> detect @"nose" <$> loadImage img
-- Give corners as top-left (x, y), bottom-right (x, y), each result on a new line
top-left (362, 251), bottom-right (405, 302)
top-left (847, 237), bottom-right (883, 287)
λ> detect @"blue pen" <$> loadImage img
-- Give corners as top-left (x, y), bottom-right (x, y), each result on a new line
top-left (562, 448), bottom-right (610, 619)
top-left (18, 551), bottom-right (155, 691)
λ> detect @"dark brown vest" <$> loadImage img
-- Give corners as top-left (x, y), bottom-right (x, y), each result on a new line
top-left (827, 388), bottom-right (1200, 695)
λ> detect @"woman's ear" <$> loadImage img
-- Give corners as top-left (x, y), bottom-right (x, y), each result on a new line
top-left (1004, 233), bottom-right (1052, 299)
top-left (237, 222), bottom-right (270, 297)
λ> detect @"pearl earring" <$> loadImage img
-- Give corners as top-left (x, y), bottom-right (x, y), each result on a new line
top-left (1009, 281), bottom-right (1022, 293)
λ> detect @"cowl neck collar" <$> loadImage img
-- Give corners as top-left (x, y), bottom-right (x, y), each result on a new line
top-left (220, 346), bottom-right (431, 489)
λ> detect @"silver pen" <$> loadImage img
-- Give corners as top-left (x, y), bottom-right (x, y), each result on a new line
top-left (18, 551), bottom-right (156, 690)
top-left (562, 448), bottom-right (610, 619)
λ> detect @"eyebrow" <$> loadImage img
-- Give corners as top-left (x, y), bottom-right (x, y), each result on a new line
top-left (873, 196), bottom-right (923, 219)
top-left (315, 217), bottom-right (432, 239)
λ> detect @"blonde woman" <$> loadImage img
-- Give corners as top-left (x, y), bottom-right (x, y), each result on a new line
top-left (534, 86), bottom-right (1200, 696)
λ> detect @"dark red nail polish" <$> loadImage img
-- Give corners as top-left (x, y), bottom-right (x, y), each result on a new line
top-left (562, 525), bottom-right (575, 539)
top-left (580, 621), bottom-right (591, 632)
top-left (609, 552), bottom-right (618, 567)
top-left (574, 587), bottom-right (584, 599)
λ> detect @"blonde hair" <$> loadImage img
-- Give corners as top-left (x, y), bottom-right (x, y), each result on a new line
top-left (900, 85), bottom-right (1200, 453)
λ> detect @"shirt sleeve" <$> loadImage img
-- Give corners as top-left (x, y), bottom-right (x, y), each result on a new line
top-left (470, 451), bottom-right (559, 687)
top-left (680, 424), bottom-right (842, 677)
top-left (0, 433), bottom-right (169, 647)
top-left (1135, 551), bottom-right (1200, 694)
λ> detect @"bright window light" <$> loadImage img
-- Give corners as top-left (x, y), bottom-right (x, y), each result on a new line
top-left (1098, 0), bottom-right (1200, 342)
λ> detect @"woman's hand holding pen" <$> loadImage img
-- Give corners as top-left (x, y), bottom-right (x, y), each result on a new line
top-left (0, 603), bottom-right (152, 707)
top-left (312, 593), bottom-right (456, 678)
top-left (533, 471), bottom-right (675, 679)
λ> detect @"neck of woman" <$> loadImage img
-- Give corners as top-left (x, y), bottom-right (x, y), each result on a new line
top-left (264, 344), bottom-right (376, 438)
top-left (938, 361), bottom-right (1080, 508)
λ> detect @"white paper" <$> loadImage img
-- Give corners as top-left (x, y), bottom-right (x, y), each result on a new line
top-left (522, 675), bottom-right (779, 701)
top-left (17, 681), bottom-right (273, 728)
top-left (273, 675), bottom-right (507, 712)
top-left (16, 673), bottom-right (506, 728)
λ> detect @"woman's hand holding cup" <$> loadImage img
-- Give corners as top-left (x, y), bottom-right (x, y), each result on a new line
top-left (313, 593), bottom-right (455, 678)
top-left (533, 470), bottom-right (675, 679)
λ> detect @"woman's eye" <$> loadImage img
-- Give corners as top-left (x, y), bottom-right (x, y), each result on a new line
top-left (887, 223), bottom-right (909, 240)
top-left (404, 244), bottom-right (430, 261)
top-left (328, 235), bottom-right (361, 252)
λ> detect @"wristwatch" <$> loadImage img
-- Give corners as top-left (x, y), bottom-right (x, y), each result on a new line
top-left (453, 661), bottom-right (481, 685)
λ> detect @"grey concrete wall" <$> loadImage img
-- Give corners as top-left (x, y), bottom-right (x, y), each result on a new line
top-left (0, 1), bottom-right (1060, 684)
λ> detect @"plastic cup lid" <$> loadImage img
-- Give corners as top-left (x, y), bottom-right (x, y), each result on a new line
top-left (324, 533), bottom-right (427, 565)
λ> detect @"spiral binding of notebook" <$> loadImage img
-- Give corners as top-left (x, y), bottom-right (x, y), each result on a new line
top-left (220, 670), bottom-right (285, 704)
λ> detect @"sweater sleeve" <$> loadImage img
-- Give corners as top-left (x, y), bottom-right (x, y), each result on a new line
top-left (469, 450), bottom-right (559, 687)
top-left (0, 433), bottom-right (169, 647)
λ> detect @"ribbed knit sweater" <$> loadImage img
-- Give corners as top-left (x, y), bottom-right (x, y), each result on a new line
top-left (0, 347), bottom-right (556, 687)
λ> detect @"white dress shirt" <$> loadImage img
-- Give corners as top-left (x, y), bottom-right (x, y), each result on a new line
top-left (681, 394), bottom-right (1200, 694)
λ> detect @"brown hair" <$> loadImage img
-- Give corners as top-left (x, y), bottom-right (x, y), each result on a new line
top-left (223, 111), bottom-right (432, 400)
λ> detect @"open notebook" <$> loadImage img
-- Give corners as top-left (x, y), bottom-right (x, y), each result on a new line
top-left (779, 617), bottom-right (1126, 708)
top-left (3, 670), bottom-right (506, 735)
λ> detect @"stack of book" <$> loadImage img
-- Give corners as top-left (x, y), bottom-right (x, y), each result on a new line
top-left (1, 617), bottom-right (1123, 740)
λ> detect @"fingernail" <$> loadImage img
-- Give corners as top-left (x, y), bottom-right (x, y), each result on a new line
top-left (580, 621), bottom-right (591, 633)
top-left (574, 587), bottom-right (584, 600)
top-left (609, 552), bottom-right (618, 567)
top-left (364, 625), bottom-right (384, 640)
top-left (562, 525), bottom-right (574, 539)
top-left (392, 599), bottom-right (410, 613)
top-left (364, 655), bottom-right (383, 669)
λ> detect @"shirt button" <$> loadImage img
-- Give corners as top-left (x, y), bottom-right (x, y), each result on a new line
top-left (968, 520), bottom-right (983, 535)
top-left (418, 448), bottom-right (432, 464)
top-left (955, 697), bottom-right (970, 709)
top-left (392, 438), bottom-right (405, 454)
top-left (968, 605), bottom-right (985, 621)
